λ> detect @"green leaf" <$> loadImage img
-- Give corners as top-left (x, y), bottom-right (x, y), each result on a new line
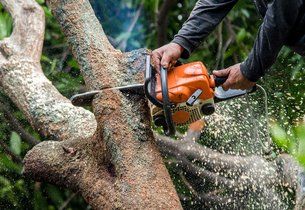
top-left (295, 124), bottom-right (305, 157)
top-left (10, 132), bottom-right (21, 156)
top-left (241, 9), bottom-right (250, 18)
top-left (41, 54), bottom-right (52, 63)
top-left (67, 59), bottom-right (79, 69)
top-left (236, 28), bottom-right (247, 44)
top-left (0, 175), bottom-right (10, 186)
top-left (295, 124), bottom-right (305, 141)
top-left (36, 0), bottom-right (45, 4)
top-left (0, 154), bottom-right (22, 173)
top-left (271, 124), bottom-right (290, 150)
top-left (296, 153), bottom-right (305, 167)
top-left (34, 185), bottom-right (48, 210)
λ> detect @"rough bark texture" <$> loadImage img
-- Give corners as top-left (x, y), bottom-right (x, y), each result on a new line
top-left (0, 0), bottom-right (182, 209)
top-left (3, 0), bottom-right (304, 209)
top-left (0, 0), bottom-right (96, 141)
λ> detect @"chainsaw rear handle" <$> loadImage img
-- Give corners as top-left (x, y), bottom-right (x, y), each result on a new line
top-left (214, 76), bottom-right (228, 87)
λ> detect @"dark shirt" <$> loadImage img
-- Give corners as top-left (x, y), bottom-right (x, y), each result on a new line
top-left (172, 0), bottom-right (305, 82)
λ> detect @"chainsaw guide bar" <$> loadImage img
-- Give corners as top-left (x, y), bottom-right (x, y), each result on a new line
top-left (70, 84), bottom-right (144, 106)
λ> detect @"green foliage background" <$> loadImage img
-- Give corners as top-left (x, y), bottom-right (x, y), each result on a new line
top-left (0, 0), bottom-right (304, 209)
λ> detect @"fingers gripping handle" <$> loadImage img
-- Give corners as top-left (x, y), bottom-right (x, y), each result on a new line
top-left (214, 76), bottom-right (228, 87)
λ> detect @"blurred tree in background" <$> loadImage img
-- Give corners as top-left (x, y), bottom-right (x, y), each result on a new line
top-left (0, 0), bottom-right (304, 209)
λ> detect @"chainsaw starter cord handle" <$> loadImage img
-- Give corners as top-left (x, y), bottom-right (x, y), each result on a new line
top-left (160, 66), bottom-right (176, 136)
top-left (214, 76), bottom-right (228, 87)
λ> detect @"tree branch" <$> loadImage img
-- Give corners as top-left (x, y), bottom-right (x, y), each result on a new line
top-left (0, 0), bottom-right (193, 208)
top-left (59, 192), bottom-right (78, 210)
top-left (46, 0), bottom-right (122, 90)
top-left (0, 0), bottom-right (97, 141)
top-left (0, 0), bottom-right (44, 61)
top-left (155, 133), bottom-right (248, 174)
top-left (23, 138), bottom-right (118, 209)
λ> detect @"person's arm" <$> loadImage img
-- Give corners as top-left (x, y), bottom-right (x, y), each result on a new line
top-left (172, 0), bottom-right (239, 58)
top-left (240, 0), bottom-right (304, 82)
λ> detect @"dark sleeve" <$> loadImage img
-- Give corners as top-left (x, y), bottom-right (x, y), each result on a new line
top-left (240, 0), bottom-right (304, 82)
top-left (172, 0), bottom-right (239, 58)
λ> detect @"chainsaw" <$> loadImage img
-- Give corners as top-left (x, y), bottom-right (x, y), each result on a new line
top-left (71, 56), bottom-right (256, 136)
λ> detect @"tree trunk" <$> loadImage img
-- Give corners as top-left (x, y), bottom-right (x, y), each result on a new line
top-left (0, 0), bottom-right (182, 209)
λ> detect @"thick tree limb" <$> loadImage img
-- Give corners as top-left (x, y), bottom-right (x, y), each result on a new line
top-left (0, 0), bottom-right (44, 60)
top-left (0, 0), bottom-right (97, 141)
top-left (157, 125), bottom-right (305, 209)
top-left (46, 0), bottom-right (121, 90)
top-left (21, 0), bottom-right (182, 208)
top-left (23, 137), bottom-right (117, 209)
top-left (23, 81), bottom-right (182, 208)
top-left (155, 133), bottom-right (248, 174)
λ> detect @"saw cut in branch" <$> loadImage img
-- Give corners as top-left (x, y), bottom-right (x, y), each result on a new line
top-left (0, 0), bottom-right (97, 141)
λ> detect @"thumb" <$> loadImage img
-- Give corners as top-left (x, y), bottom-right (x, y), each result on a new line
top-left (213, 68), bottom-right (230, 78)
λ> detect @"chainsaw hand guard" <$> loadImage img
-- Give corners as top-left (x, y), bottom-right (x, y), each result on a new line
top-left (144, 56), bottom-right (176, 135)
top-left (160, 67), bottom-right (176, 136)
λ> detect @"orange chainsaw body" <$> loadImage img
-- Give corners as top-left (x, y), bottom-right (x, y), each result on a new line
top-left (155, 62), bottom-right (216, 103)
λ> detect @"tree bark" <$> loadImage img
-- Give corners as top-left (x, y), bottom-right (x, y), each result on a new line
top-left (0, 0), bottom-right (97, 141)
top-left (0, 0), bottom-right (182, 209)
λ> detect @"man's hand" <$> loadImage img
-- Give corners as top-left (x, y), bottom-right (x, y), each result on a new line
top-left (213, 63), bottom-right (256, 90)
top-left (151, 43), bottom-right (184, 71)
